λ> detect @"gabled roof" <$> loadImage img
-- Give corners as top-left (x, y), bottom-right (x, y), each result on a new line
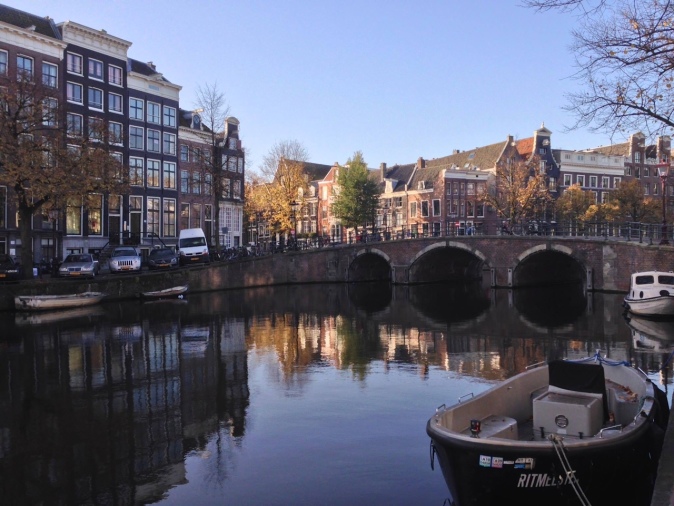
top-left (422, 139), bottom-right (512, 173)
top-left (0, 4), bottom-right (60, 39)
top-left (304, 162), bottom-right (333, 182)
top-left (379, 163), bottom-right (415, 193)
top-left (592, 143), bottom-right (630, 157)
top-left (128, 58), bottom-right (174, 83)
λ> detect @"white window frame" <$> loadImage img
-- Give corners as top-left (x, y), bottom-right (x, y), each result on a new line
top-left (66, 113), bottom-right (83, 137)
top-left (88, 87), bottom-right (103, 110)
top-left (66, 53), bottom-right (83, 75)
top-left (577, 175), bottom-right (585, 187)
top-left (0, 50), bottom-right (7, 75)
top-left (109, 121), bottom-right (123, 145)
top-left (163, 132), bottom-right (176, 155)
top-left (42, 62), bottom-right (58, 88)
top-left (17, 54), bottom-right (34, 79)
top-left (163, 106), bottom-right (176, 128)
top-left (147, 159), bottom-right (160, 188)
top-left (88, 58), bottom-right (103, 80)
top-left (147, 129), bottom-right (160, 153)
top-left (108, 65), bottom-right (123, 86)
top-left (108, 92), bottom-right (122, 113)
top-left (147, 101), bottom-right (160, 124)
top-left (66, 82), bottom-right (83, 104)
top-left (129, 126), bottom-right (144, 150)
top-left (129, 98), bottom-right (144, 120)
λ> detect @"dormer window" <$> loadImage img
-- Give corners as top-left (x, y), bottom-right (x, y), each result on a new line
top-left (192, 114), bottom-right (201, 129)
top-left (418, 181), bottom-right (425, 190)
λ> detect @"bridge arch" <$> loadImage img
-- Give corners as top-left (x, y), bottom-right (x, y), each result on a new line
top-left (408, 241), bottom-right (490, 284)
top-left (347, 248), bottom-right (392, 282)
top-left (512, 244), bottom-right (586, 287)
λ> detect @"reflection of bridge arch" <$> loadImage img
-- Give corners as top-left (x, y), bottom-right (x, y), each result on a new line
top-left (348, 248), bottom-right (392, 282)
top-left (512, 244), bottom-right (586, 287)
top-left (408, 241), bottom-right (491, 284)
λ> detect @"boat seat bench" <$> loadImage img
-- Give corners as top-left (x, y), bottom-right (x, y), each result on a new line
top-left (463, 415), bottom-right (518, 440)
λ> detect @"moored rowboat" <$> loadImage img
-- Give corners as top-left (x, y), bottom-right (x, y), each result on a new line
top-left (141, 285), bottom-right (188, 301)
top-left (14, 292), bottom-right (106, 311)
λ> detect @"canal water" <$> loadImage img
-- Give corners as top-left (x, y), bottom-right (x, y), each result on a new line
top-left (0, 282), bottom-right (671, 505)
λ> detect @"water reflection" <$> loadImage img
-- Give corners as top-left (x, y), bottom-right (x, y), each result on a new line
top-left (0, 283), bottom-right (671, 505)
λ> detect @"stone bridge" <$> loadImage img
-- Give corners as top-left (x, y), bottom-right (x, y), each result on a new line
top-left (218, 236), bottom-right (674, 292)
top-left (5, 236), bottom-right (674, 312)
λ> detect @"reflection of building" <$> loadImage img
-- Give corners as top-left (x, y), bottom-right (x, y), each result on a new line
top-left (0, 308), bottom-right (250, 504)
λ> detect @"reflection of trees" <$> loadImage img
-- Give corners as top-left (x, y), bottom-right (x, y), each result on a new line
top-left (336, 318), bottom-right (383, 381)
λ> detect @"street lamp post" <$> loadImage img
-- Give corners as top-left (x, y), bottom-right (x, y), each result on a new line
top-left (290, 200), bottom-right (300, 250)
top-left (657, 162), bottom-right (670, 245)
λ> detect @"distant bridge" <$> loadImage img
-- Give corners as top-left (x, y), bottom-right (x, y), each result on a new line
top-left (203, 235), bottom-right (674, 292)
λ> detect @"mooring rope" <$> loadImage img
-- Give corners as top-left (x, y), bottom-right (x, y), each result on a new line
top-left (549, 435), bottom-right (592, 506)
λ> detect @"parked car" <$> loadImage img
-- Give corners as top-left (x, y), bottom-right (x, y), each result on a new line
top-left (108, 246), bottom-right (142, 274)
top-left (58, 253), bottom-right (100, 279)
top-left (147, 247), bottom-right (179, 270)
top-left (0, 254), bottom-right (22, 281)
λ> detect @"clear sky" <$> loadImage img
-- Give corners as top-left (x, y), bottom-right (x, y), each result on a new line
top-left (11, 0), bottom-right (617, 171)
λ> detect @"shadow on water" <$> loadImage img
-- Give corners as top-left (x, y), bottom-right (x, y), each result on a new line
top-left (407, 282), bottom-right (492, 324)
top-left (512, 283), bottom-right (587, 328)
top-left (346, 281), bottom-right (392, 314)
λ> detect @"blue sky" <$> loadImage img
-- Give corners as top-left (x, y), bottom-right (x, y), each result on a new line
top-left (13, 1), bottom-right (616, 171)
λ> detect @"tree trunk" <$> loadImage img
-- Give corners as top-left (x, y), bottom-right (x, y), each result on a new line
top-left (18, 204), bottom-right (34, 279)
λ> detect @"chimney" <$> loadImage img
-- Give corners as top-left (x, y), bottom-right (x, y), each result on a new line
top-left (380, 162), bottom-right (387, 182)
top-left (147, 61), bottom-right (156, 70)
top-left (417, 157), bottom-right (425, 169)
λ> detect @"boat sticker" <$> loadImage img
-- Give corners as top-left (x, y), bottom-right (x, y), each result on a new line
top-left (491, 457), bottom-right (503, 469)
top-left (514, 458), bottom-right (535, 470)
top-left (479, 455), bottom-right (492, 467)
top-left (503, 461), bottom-right (515, 466)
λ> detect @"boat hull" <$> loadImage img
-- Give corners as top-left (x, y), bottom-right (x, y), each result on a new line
top-left (14, 292), bottom-right (105, 311)
top-left (141, 285), bottom-right (188, 301)
top-left (624, 295), bottom-right (674, 317)
top-left (429, 418), bottom-right (664, 506)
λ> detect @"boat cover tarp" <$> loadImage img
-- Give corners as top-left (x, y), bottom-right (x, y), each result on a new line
top-left (548, 360), bottom-right (608, 420)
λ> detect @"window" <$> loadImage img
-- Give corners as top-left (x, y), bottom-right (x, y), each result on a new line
top-left (163, 132), bottom-right (176, 155)
top-left (66, 113), bottom-right (83, 136)
top-left (193, 171), bottom-right (202, 194)
top-left (88, 117), bottom-right (104, 141)
top-left (43, 98), bottom-right (57, 126)
top-left (614, 177), bottom-right (622, 188)
top-left (88, 87), bottom-right (103, 110)
top-left (66, 197), bottom-right (82, 235)
top-left (589, 176), bottom-right (598, 188)
top-left (180, 144), bottom-right (189, 161)
top-left (147, 129), bottom-right (160, 152)
top-left (204, 173), bottom-right (212, 195)
top-left (147, 159), bottom-right (160, 187)
top-left (162, 198), bottom-right (176, 237)
top-left (163, 162), bottom-right (176, 189)
top-left (87, 195), bottom-right (103, 235)
top-left (147, 102), bottom-right (160, 124)
top-left (233, 180), bottom-right (241, 199)
top-left (410, 202), bottom-right (417, 218)
top-left (563, 174), bottom-right (572, 186)
top-left (163, 106), bottom-right (176, 127)
top-left (147, 197), bottom-right (160, 238)
top-left (108, 92), bottom-right (122, 113)
top-left (17, 55), bottom-right (34, 79)
top-left (432, 199), bottom-right (441, 216)
top-left (577, 175), bottom-right (585, 187)
top-left (238, 157), bottom-right (244, 173)
top-left (635, 152), bottom-right (641, 163)
top-left (229, 137), bottom-right (237, 149)
top-left (67, 53), bottom-right (83, 74)
top-left (129, 126), bottom-right (143, 150)
top-left (644, 168), bottom-right (650, 177)
top-left (88, 59), bottom-right (103, 80)
top-left (129, 157), bottom-right (144, 186)
top-left (421, 201), bottom-right (429, 217)
top-left (466, 201), bottom-right (474, 217)
top-left (181, 170), bottom-right (189, 193)
top-left (129, 98), bottom-right (144, 120)
top-left (0, 51), bottom-right (6, 75)
top-left (108, 65), bottom-right (123, 86)
top-left (109, 122), bottom-right (122, 144)
top-left (540, 160), bottom-right (546, 174)
top-left (644, 183), bottom-right (650, 195)
top-left (42, 62), bottom-right (57, 88)
top-left (602, 176), bottom-right (610, 188)
top-left (67, 82), bottom-right (83, 104)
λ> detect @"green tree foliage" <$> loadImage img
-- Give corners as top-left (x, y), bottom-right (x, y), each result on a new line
top-left (332, 151), bottom-right (381, 234)
top-left (0, 72), bottom-right (127, 276)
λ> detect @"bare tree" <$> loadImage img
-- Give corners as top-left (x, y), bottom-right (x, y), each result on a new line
top-left (192, 82), bottom-right (231, 255)
top-left (525, 0), bottom-right (674, 140)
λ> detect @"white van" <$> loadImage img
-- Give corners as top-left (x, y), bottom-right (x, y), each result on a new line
top-left (178, 228), bottom-right (210, 266)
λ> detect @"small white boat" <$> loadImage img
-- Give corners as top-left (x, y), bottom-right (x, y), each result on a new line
top-left (14, 292), bottom-right (106, 312)
top-left (427, 354), bottom-right (669, 506)
top-left (624, 271), bottom-right (674, 317)
top-left (141, 285), bottom-right (188, 301)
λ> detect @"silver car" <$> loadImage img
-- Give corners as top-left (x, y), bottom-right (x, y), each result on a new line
top-left (58, 253), bottom-right (99, 278)
top-left (108, 246), bottom-right (142, 274)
